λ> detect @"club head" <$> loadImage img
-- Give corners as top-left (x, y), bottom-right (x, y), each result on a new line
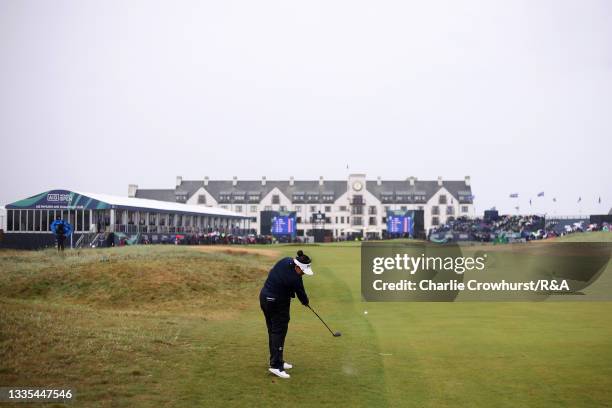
top-left (333, 331), bottom-right (342, 337)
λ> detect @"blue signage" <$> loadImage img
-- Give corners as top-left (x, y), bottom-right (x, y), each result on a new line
top-left (271, 212), bottom-right (296, 236)
top-left (6, 190), bottom-right (110, 210)
top-left (387, 210), bottom-right (414, 236)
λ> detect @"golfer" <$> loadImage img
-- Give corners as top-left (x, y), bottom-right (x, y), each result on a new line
top-left (260, 250), bottom-right (313, 379)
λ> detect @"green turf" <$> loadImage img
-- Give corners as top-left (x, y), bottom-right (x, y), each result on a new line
top-left (1, 232), bottom-right (611, 407)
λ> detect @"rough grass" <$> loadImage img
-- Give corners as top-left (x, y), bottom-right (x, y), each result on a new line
top-left (0, 246), bottom-right (272, 407)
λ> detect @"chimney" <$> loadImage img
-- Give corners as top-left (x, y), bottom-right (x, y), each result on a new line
top-left (176, 176), bottom-right (182, 188)
top-left (232, 176), bottom-right (238, 186)
top-left (437, 176), bottom-right (443, 186)
top-left (128, 184), bottom-right (138, 198)
top-left (465, 176), bottom-right (471, 186)
top-left (289, 176), bottom-right (294, 186)
top-left (261, 176), bottom-right (266, 186)
top-left (319, 176), bottom-right (324, 186)
top-left (409, 176), bottom-right (416, 186)
top-left (204, 176), bottom-right (209, 186)
top-left (377, 176), bottom-right (382, 186)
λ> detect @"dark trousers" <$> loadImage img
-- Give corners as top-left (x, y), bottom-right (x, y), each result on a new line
top-left (57, 235), bottom-right (65, 251)
top-left (260, 293), bottom-right (290, 370)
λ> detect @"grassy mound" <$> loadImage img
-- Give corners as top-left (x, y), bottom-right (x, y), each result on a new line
top-left (0, 246), bottom-right (269, 309)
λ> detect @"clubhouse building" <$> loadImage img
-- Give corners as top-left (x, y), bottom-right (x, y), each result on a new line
top-left (132, 174), bottom-right (475, 239)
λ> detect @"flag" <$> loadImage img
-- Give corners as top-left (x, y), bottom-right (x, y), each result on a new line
top-left (514, 206), bottom-right (519, 211)
top-left (529, 199), bottom-right (532, 206)
top-left (599, 197), bottom-right (602, 204)
top-left (509, 193), bottom-right (518, 198)
top-left (578, 197), bottom-right (582, 203)
top-left (553, 197), bottom-right (557, 202)
top-left (537, 192), bottom-right (544, 197)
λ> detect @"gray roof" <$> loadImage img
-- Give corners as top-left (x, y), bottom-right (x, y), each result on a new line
top-left (191, 180), bottom-right (348, 204)
top-left (365, 180), bottom-right (473, 203)
top-left (135, 178), bottom-right (472, 204)
top-left (134, 189), bottom-right (176, 202)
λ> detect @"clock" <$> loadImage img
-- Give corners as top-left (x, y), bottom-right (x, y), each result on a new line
top-left (353, 181), bottom-right (363, 191)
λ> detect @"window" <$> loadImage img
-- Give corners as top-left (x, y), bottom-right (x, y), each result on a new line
top-left (322, 194), bottom-right (334, 202)
top-left (368, 206), bottom-right (377, 215)
top-left (325, 217), bottom-right (331, 223)
top-left (198, 195), bottom-right (206, 204)
top-left (310, 206), bottom-right (317, 212)
top-left (264, 206), bottom-right (272, 211)
top-left (7, 209), bottom-right (13, 231)
top-left (351, 206), bottom-right (363, 215)
top-left (432, 206), bottom-right (439, 215)
top-left (297, 217), bottom-right (302, 223)
top-left (446, 206), bottom-right (454, 215)
top-left (34, 210), bottom-right (41, 231)
top-left (384, 206), bottom-right (390, 212)
top-left (43, 210), bottom-right (49, 231)
top-left (369, 217), bottom-right (377, 225)
top-left (461, 206), bottom-right (468, 213)
top-left (400, 206), bottom-right (407, 211)
top-left (235, 205), bottom-right (242, 212)
top-left (76, 210), bottom-right (84, 231)
top-left (335, 217), bottom-right (338, 223)
top-left (279, 205), bottom-right (286, 211)
top-left (27, 210), bottom-right (33, 231)
top-left (272, 195), bottom-right (280, 204)
top-left (418, 206), bottom-right (424, 211)
top-left (339, 206), bottom-right (347, 212)
top-left (250, 205), bottom-right (258, 212)
top-left (439, 195), bottom-right (447, 204)
top-left (352, 195), bottom-right (364, 205)
top-left (341, 216), bottom-right (345, 223)
top-left (292, 193), bottom-right (305, 202)
top-left (432, 216), bottom-right (439, 226)
top-left (325, 206), bottom-right (332, 212)
top-left (351, 217), bottom-right (362, 226)
top-left (294, 206), bottom-right (301, 213)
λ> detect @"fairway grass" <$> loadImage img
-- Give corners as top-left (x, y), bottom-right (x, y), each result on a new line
top-left (1, 233), bottom-right (611, 407)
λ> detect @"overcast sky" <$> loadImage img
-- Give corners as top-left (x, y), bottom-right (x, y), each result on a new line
top-left (0, 0), bottom-right (610, 216)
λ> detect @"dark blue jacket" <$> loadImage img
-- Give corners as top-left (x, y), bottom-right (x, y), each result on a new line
top-left (261, 257), bottom-right (309, 306)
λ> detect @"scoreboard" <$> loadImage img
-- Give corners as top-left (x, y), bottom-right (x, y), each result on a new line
top-left (271, 212), bottom-right (297, 236)
top-left (386, 210), bottom-right (414, 236)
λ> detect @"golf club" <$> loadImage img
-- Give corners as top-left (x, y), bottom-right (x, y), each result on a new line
top-left (306, 305), bottom-right (341, 337)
